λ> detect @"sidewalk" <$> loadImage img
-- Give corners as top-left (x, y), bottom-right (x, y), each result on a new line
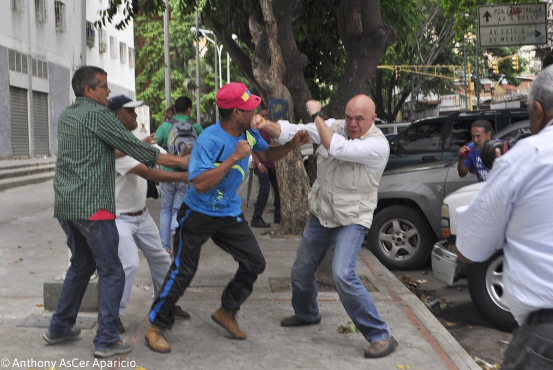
top-left (0, 179), bottom-right (480, 370)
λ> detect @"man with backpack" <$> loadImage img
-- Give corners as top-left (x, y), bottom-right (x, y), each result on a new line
top-left (155, 96), bottom-right (203, 253)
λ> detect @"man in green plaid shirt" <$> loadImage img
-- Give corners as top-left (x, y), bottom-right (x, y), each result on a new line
top-left (43, 66), bottom-right (189, 358)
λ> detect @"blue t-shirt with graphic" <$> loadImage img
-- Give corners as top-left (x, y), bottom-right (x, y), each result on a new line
top-left (184, 122), bottom-right (269, 216)
top-left (464, 142), bottom-right (488, 182)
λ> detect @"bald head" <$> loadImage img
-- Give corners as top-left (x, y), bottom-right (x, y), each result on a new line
top-left (345, 95), bottom-right (377, 139)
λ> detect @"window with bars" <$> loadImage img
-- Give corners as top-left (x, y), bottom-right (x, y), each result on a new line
top-left (98, 29), bottom-right (107, 53)
top-left (32, 58), bottom-right (48, 79)
top-left (86, 22), bottom-right (96, 48)
top-left (8, 49), bottom-right (29, 74)
top-left (54, 1), bottom-right (66, 31)
top-left (110, 36), bottom-right (118, 59)
top-left (128, 48), bottom-right (135, 68)
top-left (119, 43), bottom-right (127, 64)
top-left (35, 0), bottom-right (47, 23)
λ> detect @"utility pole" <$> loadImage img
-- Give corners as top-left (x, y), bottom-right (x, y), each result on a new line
top-left (214, 33), bottom-right (219, 120)
top-left (163, 0), bottom-right (171, 109)
top-left (463, 36), bottom-right (468, 111)
top-left (467, 62), bottom-right (474, 112)
top-left (195, 6), bottom-right (201, 125)
top-left (475, 33), bottom-right (480, 110)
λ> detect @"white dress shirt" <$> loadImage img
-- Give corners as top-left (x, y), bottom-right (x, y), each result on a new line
top-left (276, 119), bottom-right (388, 173)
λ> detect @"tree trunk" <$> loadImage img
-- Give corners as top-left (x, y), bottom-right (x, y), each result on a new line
top-left (326, 0), bottom-right (396, 117)
top-left (250, 0), bottom-right (310, 236)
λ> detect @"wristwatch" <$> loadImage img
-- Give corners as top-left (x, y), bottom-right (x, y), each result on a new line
top-left (311, 112), bottom-right (326, 122)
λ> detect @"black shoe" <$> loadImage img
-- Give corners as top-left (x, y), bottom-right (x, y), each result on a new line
top-left (281, 315), bottom-right (321, 327)
top-left (175, 305), bottom-right (191, 320)
top-left (251, 218), bottom-right (271, 228)
top-left (43, 327), bottom-right (81, 344)
top-left (274, 218), bottom-right (281, 224)
top-left (118, 317), bottom-right (125, 334)
top-left (94, 340), bottom-right (132, 358)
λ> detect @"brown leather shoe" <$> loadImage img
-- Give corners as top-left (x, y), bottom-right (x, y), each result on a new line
top-left (364, 336), bottom-right (398, 358)
top-left (175, 305), bottom-right (191, 320)
top-left (280, 315), bottom-right (321, 327)
top-left (211, 307), bottom-right (247, 340)
top-left (145, 325), bottom-right (171, 353)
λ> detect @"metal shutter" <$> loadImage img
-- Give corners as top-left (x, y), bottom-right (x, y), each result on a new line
top-left (10, 87), bottom-right (30, 158)
top-left (33, 91), bottom-right (50, 156)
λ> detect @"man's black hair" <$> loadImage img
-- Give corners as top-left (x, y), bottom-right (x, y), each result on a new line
top-left (471, 119), bottom-right (493, 134)
top-left (175, 96), bottom-right (193, 114)
top-left (219, 107), bottom-right (233, 121)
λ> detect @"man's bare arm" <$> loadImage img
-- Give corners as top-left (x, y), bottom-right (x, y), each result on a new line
top-left (192, 140), bottom-right (251, 193)
top-left (129, 164), bottom-right (189, 184)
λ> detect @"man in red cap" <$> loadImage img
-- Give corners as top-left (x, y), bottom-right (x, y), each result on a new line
top-left (145, 82), bottom-right (309, 353)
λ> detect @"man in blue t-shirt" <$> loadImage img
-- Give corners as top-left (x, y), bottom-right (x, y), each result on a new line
top-left (457, 119), bottom-right (493, 182)
top-left (145, 82), bottom-right (309, 353)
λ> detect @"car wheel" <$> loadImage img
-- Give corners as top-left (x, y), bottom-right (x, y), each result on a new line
top-left (466, 252), bottom-right (518, 332)
top-left (368, 205), bottom-right (434, 270)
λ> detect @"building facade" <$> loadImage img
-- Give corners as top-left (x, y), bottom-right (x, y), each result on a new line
top-left (0, 0), bottom-right (136, 160)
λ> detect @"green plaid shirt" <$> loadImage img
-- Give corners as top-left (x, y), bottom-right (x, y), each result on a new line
top-left (54, 97), bottom-right (160, 220)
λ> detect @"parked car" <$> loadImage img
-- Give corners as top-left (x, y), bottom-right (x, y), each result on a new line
top-left (376, 122), bottom-right (411, 141)
top-left (386, 109), bottom-right (529, 170)
top-left (431, 120), bottom-right (531, 333)
top-left (367, 160), bottom-right (477, 270)
top-left (368, 120), bottom-right (531, 271)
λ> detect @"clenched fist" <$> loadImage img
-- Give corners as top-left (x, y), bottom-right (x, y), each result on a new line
top-left (458, 145), bottom-right (471, 160)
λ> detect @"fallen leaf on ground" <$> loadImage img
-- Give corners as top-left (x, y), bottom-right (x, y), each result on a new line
top-left (337, 322), bottom-right (359, 333)
top-left (397, 365), bottom-right (410, 369)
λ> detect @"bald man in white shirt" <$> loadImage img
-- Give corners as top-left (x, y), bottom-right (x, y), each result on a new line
top-left (254, 95), bottom-right (397, 359)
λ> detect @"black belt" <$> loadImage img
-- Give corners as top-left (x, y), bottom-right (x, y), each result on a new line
top-left (119, 207), bottom-right (146, 217)
top-left (526, 309), bottom-right (553, 325)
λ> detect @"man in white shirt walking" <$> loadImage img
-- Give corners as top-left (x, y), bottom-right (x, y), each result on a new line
top-left (455, 65), bottom-right (553, 369)
top-left (108, 95), bottom-right (191, 332)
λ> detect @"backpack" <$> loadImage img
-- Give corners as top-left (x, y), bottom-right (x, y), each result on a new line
top-left (166, 118), bottom-right (197, 155)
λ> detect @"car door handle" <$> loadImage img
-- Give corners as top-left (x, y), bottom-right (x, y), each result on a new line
top-left (422, 156), bottom-right (437, 161)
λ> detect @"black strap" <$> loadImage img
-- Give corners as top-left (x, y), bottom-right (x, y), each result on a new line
top-left (215, 145), bottom-right (225, 164)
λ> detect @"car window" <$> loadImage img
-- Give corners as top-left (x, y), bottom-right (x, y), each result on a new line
top-left (396, 122), bottom-right (443, 154)
top-left (444, 120), bottom-right (472, 151)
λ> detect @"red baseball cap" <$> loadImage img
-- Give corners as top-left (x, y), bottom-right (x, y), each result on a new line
top-left (216, 83), bottom-right (262, 111)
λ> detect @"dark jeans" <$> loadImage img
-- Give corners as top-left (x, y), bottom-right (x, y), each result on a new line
top-left (149, 204), bottom-right (266, 329)
top-left (501, 319), bottom-right (553, 369)
top-left (50, 220), bottom-right (124, 349)
top-left (252, 166), bottom-right (280, 222)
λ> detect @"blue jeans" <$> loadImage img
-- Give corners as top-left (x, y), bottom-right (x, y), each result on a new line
top-left (291, 215), bottom-right (391, 343)
top-left (252, 166), bottom-right (280, 222)
top-left (160, 181), bottom-right (187, 252)
top-left (50, 220), bottom-right (124, 349)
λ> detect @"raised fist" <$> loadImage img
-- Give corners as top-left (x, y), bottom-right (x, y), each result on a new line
top-left (458, 146), bottom-right (471, 160)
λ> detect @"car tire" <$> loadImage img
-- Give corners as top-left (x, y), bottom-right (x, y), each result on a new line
top-left (368, 205), bottom-right (434, 270)
top-left (466, 252), bottom-right (518, 332)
